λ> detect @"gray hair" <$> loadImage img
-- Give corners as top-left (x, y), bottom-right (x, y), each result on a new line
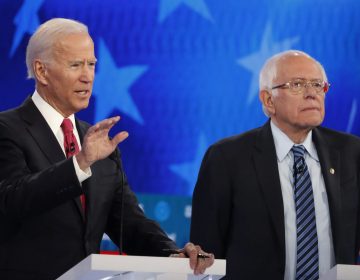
top-left (26, 18), bottom-right (89, 79)
top-left (259, 50), bottom-right (328, 116)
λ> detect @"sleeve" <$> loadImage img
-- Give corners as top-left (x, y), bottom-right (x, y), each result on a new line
top-left (190, 144), bottom-right (232, 259)
top-left (73, 155), bottom-right (92, 183)
top-left (0, 119), bottom-right (83, 220)
top-left (104, 149), bottom-right (178, 256)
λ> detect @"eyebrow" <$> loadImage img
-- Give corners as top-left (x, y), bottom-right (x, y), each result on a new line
top-left (68, 59), bottom-right (97, 64)
top-left (290, 77), bottom-right (323, 81)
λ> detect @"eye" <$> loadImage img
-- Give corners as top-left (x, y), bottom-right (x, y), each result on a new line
top-left (70, 63), bottom-right (80, 68)
top-left (291, 80), bottom-right (304, 88)
top-left (312, 81), bottom-right (323, 88)
top-left (88, 61), bottom-right (96, 68)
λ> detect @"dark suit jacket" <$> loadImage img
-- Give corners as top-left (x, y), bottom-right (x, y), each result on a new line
top-left (190, 121), bottom-right (360, 279)
top-left (0, 98), bottom-right (177, 280)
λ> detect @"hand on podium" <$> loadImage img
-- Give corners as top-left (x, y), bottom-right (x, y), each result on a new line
top-left (165, 242), bottom-right (215, 275)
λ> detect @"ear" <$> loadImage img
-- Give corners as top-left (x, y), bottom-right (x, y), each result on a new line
top-left (259, 89), bottom-right (275, 115)
top-left (33, 59), bottom-right (48, 85)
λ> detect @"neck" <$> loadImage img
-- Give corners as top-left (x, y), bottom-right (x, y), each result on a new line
top-left (287, 131), bottom-right (310, 144)
top-left (36, 86), bottom-right (70, 118)
top-left (271, 120), bottom-right (312, 144)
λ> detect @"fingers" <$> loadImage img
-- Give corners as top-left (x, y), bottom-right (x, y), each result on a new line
top-left (98, 116), bottom-right (120, 132)
top-left (86, 116), bottom-right (127, 146)
top-left (80, 116), bottom-right (128, 169)
top-left (183, 243), bottom-right (215, 275)
top-left (194, 250), bottom-right (214, 275)
top-left (112, 131), bottom-right (129, 146)
top-left (168, 253), bottom-right (185, 258)
top-left (87, 116), bottom-right (120, 135)
top-left (196, 252), bottom-right (214, 275)
top-left (184, 243), bottom-right (199, 270)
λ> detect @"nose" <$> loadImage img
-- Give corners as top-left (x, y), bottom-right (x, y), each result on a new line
top-left (303, 82), bottom-right (317, 98)
top-left (80, 65), bottom-right (94, 83)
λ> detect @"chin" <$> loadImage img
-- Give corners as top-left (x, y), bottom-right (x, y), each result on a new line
top-left (303, 113), bottom-right (324, 125)
top-left (80, 100), bottom-right (90, 109)
top-left (303, 119), bottom-right (323, 128)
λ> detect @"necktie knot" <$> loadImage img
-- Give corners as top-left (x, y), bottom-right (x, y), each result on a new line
top-left (61, 118), bottom-right (74, 135)
top-left (292, 145), bottom-right (306, 176)
top-left (291, 144), bottom-right (306, 159)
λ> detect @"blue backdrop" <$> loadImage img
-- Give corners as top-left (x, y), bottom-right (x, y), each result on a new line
top-left (1, 0), bottom-right (360, 249)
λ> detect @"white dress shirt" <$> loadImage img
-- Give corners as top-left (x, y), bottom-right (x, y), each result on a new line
top-left (32, 90), bottom-right (91, 183)
top-left (270, 121), bottom-right (335, 280)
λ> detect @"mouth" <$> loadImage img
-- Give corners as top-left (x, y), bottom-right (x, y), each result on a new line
top-left (74, 90), bottom-right (91, 96)
top-left (301, 107), bottom-right (320, 112)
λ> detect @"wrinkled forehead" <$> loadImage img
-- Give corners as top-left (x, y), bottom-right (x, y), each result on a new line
top-left (52, 33), bottom-right (95, 60)
top-left (275, 55), bottom-right (323, 81)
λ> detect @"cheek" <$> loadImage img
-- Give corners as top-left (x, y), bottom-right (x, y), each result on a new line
top-left (317, 99), bottom-right (325, 116)
top-left (286, 107), bottom-right (299, 120)
top-left (277, 99), bottom-right (298, 116)
top-left (50, 80), bottom-right (64, 96)
top-left (64, 76), bottom-right (78, 93)
top-left (321, 100), bottom-right (325, 111)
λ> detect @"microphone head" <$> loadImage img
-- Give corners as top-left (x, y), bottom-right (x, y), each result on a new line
top-left (296, 165), bottom-right (304, 174)
top-left (70, 142), bottom-right (76, 153)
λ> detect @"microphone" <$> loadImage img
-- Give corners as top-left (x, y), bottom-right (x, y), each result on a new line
top-left (294, 163), bottom-right (304, 176)
top-left (110, 147), bottom-right (125, 255)
top-left (69, 142), bottom-right (76, 153)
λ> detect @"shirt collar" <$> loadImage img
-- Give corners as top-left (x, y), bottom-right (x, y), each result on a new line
top-left (31, 90), bottom-right (76, 135)
top-left (270, 120), bottom-right (319, 162)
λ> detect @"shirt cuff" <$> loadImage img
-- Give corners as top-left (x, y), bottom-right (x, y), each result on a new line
top-left (73, 156), bottom-right (92, 184)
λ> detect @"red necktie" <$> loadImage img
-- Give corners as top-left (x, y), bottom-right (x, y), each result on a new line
top-left (61, 118), bottom-right (86, 211)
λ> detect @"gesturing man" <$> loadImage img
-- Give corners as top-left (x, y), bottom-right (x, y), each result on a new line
top-left (0, 18), bottom-right (213, 280)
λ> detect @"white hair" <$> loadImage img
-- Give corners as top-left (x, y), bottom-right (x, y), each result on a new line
top-left (258, 50), bottom-right (328, 116)
top-left (26, 18), bottom-right (89, 79)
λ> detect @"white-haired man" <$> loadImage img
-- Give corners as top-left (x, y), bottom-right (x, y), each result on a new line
top-left (0, 18), bottom-right (213, 280)
top-left (191, 50), bottom-right (360, 279)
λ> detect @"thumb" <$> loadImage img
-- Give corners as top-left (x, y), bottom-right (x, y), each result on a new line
top-left (112, 131), bottom-right (129, 146)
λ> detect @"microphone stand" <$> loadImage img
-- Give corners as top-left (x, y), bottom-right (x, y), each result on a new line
top-left (111, 147), bottom-right (125, 255)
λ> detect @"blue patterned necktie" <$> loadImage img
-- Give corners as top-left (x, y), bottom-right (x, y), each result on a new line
top-left (292, 145), bottom-right (319, 280)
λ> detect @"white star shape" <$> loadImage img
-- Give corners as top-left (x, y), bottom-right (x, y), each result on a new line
top-left (9, 0), bottom-right (44, 57)
top-left (170, 133), bottom-right (208, 195)
top-left (93, 39), bottom-right (148, 124)
top-left (158, 0), bottom-right (213, 23)
top-left (237, 23), bottom-right (300, 105)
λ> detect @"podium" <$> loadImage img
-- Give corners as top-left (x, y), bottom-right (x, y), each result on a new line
top-left (319, 264), bottom-right (360, 280)
top-left (57, 254), bottom-right (226, 280)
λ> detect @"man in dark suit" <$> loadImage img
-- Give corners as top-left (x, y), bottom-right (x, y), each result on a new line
top-left (0, 18), bottom-right (213, 280)
top-left (190, 50), bottom-right (360, 279)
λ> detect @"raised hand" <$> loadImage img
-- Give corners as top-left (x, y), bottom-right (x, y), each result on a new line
top-left (76, 116), bottom-right (128, 170)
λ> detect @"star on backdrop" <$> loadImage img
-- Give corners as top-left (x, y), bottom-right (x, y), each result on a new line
top-left (1, 0), bottom-right (360, 253)
top-left (93, 39), bottom-right (148, 124)
top-left (170, 133), bottom-right (208, 195)
top-left (237, 23), bottom-right (300, 105)
top-left (158, 0), bottom-right (213, 23)
top-left (9, 0), bottom-right (44, 57)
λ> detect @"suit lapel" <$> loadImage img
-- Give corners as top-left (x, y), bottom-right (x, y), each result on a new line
top-left (18, 97), bottom-right (65, 165)
top-left (253, 121), bottom-right (285, 257)
top-left (19, 97), bottom-right (86, 221)
top-left (252, 124), bottom-right (343, 264)
top-left (312, 128), bottom-right (341, 257)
